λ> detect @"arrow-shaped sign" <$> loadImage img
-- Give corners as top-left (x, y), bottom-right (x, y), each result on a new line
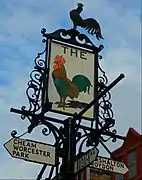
top-left (4, 138), bottom-right (55, 165)
top-left (90, 156), bottom-right (128, 174)
top-left (74, 147), bottom-right (99, 174)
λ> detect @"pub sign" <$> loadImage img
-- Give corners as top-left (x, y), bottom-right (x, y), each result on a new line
top-left (46, 40), bottom-right (97, 119)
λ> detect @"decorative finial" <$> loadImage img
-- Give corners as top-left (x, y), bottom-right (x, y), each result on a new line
top-left (69, 2), bottom-right (104, 40)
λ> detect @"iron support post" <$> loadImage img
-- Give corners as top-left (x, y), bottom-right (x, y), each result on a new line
top-left (60, 118), bottom-right (76, 180)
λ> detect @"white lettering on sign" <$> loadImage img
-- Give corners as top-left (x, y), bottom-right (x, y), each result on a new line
top-left (90, 156), bottom-right (128, 175)
top-left (74, 147), bottom-right (99, 173)
top-left (4, 138), bottom-right (55, 165)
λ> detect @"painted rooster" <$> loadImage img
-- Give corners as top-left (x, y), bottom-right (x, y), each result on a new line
top-left (69, 3), bottom-right (104, 40)
top-left (52, 55), bottom-right (92, 109)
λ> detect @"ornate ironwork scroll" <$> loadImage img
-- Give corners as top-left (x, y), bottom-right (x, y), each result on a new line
top-left (23, 51), bottom-right (46, 113)
top-left (41, 28), bottom-right (103, 52)
top-left (9, 26), bottom-right (125, 180)
top-left (97, 55), bottom-right (117, 143)
top-left (10, 27), bottom-right (120, 150)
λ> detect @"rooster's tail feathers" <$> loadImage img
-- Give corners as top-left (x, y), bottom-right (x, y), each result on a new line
top-left (82, 18), bottom-right (104, 40)
top-left (95, 27), bottom-right (104, 40)
top-left (88, 81), bottom-right (93, 94)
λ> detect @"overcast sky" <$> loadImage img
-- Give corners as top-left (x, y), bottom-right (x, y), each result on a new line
top-left (0, 0), bottom-right (141, 179)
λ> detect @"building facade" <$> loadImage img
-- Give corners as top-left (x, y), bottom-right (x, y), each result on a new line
top-left (111, 128), bottom-right (142, 180)
top-left (75, 167), bottom-right (111, 180)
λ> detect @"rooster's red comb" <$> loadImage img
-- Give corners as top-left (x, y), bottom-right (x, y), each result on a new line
top-left (54, 55), bottom-right (66, 64)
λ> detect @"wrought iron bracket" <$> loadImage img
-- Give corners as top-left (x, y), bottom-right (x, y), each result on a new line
top-left (9, 27), bottom-right (126, 180)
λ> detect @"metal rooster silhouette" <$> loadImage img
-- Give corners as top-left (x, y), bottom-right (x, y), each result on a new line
top-left (69, 3), bottom-right (104, 40)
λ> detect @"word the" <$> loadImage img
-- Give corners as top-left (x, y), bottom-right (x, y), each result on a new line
top-left (61, 45), bottom-right (88, 60)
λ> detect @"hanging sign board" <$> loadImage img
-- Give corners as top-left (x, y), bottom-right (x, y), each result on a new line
top-left (46, 40), bottom-right (98, 119)
top-left (4, 138), bottom-right (55, 165)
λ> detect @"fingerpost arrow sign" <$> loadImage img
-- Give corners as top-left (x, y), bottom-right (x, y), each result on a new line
top-left (4, 138), bottom-right (55, 165)
top-left (90, 156), bottom-right (128, 174)
top-left (74, 147), bottom-right (99, 174)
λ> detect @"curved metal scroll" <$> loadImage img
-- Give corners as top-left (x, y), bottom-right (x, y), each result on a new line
top-left (9, 27), bottom-right (125, 180)
top-left (22, 53), bottom-right (46, 115)
top-left (97, 55), bottom-right (117, 143)
top-left (41, 28), bottom-right (104, 52)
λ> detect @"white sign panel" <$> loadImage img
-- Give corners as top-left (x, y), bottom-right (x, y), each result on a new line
top-left (74, 147), bottom-right (99, 173)
top-left (90, 156), bottom-right (128, 174)
top-left (4, 138), bottom-right (55, 165)
top-left (47, 40), bottom-right (97, 119)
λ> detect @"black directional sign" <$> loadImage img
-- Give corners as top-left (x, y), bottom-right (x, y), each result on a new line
top-left (74, 147), bottom-right (99, 173)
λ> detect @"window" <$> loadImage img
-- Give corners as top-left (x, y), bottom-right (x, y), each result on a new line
top-left (128, 151), bottom-right (137, 179)
top-left (90, 169), bottom-right (111, 180)
top-left (116, 174), bottom-right (124, 180)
